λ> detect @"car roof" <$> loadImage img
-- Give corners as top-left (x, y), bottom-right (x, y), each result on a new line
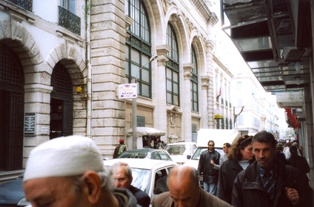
top-left (166, 142), bottom-right (196, 146)
top-left (122, 148), bottom-right (163, 153)
top-left (103, 158), bottom-right (177, 170)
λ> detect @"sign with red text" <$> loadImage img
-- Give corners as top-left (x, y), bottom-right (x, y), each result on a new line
top-left (117, 84), bottom-right (138, 99)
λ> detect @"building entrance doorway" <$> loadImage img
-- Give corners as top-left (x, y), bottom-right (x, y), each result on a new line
top-left (49, 62), bottom-right (73, 139)
top-left (0, 44), bottom-right (24, 170)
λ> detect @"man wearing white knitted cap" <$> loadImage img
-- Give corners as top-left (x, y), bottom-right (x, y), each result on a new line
top-left (23, 135), bottom-right (138, 207)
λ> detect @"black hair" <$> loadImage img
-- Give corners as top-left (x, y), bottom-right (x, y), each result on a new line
top-left (252, 131), bottom-right (277, 148)
top-left (208, 140), bottom-right (215, 146)
top-left (224, 142), bottom-right (231, 148)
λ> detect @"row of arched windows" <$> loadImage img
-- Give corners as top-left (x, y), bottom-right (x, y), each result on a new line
top-left (125, 0), bottom-right (199, 111)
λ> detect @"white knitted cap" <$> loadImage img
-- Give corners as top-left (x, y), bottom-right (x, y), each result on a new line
top-left (24, 135), bottom-right (104, 181)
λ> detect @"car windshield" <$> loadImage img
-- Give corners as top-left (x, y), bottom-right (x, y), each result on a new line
top-left (165, 145), bottom-right (187, 155)
top-left (191, 147), bottom-right (223, 160)
top-left (131, 168), bottom-right (151, 195)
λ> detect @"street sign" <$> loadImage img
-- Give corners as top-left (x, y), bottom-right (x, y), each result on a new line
top-left (117, 83), bottom-right (137, 99)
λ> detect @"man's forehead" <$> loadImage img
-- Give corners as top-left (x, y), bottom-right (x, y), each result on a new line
top-left (252, 141), bottom-right (272, 148)
top-left (24, 177), bottom-right (68, 198)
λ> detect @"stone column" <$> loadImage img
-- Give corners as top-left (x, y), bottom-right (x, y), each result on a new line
top-left (153, 45), bottom-right (169, 140)
top-left (200, 75), bottom-right (209, 128)
top-left (205, 13), bottom-right (218, 129)
top-left (90, 0), bottom-right (127, 154)
top-left (206, 39), bottom-right (215, 128)
top-left (182, 64), bottom-right (193, 141)
top-left (23, 63), bottom-right (53, 166)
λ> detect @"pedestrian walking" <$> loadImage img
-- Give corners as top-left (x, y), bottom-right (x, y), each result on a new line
top-left (232, 131), bottom-right (312, 207)
top-left (217, 135), bottom-right (254, 204)
top-left (288, 145), bottom-right (310, 175)
top-left (197, 140), bottom-right (220, 195)
top-left (113, 138), bottom-right (127, 158)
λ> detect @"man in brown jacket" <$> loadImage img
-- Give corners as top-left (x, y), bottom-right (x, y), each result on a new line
top-left (152, 165), bottom-right (232, 207)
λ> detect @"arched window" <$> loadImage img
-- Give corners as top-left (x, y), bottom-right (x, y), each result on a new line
top-left (191, 46), bottom-right (198, 112)
top-left (125, 0), bottom-right (152, 98)
top-left (166, 24), bottom-right (179, 106)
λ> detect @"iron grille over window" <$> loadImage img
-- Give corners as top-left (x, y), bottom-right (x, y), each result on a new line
top-left (58, 6), bottom-right (81, 35)
top-left (8, 0), bottom-right (32, 11)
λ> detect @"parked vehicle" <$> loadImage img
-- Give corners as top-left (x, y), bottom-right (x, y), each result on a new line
top-left (118, 148), bottom-right (173, 161)
top-left (165, 142), bottom-right (197, 164)
top-left (0, 175), bottom-right (30, 206)
top-left (103, 158), bottom-right (177, 204)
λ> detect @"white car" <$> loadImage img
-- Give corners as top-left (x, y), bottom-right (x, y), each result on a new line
top-left (165, 142), bottom-right (197, 164)
top-left (103, 158), bottom-right (177, 203)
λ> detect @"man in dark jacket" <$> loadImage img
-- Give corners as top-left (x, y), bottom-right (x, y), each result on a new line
top-left (197, 140), bottom-right (221, 195)
top-left (232, 131), bottom-right (312, 207)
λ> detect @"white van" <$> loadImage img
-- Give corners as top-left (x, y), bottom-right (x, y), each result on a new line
top-left (184, 129), bottom-right (240, 169)
top-left (165, 142), bottom-right (197, 165)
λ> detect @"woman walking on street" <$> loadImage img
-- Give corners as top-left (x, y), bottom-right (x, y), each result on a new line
top-left (217, 135), bottom-right (254, 204)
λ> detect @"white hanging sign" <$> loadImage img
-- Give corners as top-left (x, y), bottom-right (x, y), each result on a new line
top-left (117, 83), bottom-right (138, 99)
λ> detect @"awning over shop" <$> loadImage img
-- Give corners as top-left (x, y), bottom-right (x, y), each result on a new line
top-left (127, 127), bottom-right (166, 137)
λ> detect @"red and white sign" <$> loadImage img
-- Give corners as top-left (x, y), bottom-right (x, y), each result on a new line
top-left (117, 84), bottom-right (137, 99)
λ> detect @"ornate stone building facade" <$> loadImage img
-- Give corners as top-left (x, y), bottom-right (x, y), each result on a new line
top-left (0, 0), bottom-right (235, 171)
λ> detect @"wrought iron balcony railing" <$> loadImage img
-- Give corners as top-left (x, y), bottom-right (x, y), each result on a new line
top-left (58, 6), bottom-right (81, 35)
top-left (8, 0), bottom-right (32, 12)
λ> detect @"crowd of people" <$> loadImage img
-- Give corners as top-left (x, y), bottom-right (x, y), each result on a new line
top-left (197, 131), bottom-right (313, 207)
top-left (22, 131), bottom-right (313, 207)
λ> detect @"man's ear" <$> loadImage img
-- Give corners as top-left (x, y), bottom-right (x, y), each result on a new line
top-left (82, 171), bottom-right (102, 204)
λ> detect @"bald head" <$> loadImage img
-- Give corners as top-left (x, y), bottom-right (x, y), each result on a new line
top-left (167, 166), bottom-right (200, 206)
top-left (168, 165), bottom-right (199, 188)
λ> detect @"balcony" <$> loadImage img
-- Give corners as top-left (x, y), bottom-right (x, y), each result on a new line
top-left (8, 0), bottom-right (32, 11)
top-left (58, 6), bottom-right (81, 35)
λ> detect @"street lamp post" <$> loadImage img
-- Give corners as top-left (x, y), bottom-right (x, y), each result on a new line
top-left (131, 55), bottom-right (158, 149)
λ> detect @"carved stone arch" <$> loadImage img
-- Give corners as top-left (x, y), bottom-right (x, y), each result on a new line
top-left (191, 34), bottom-right (206, 76)
top-left (0, 17), bottom-right (46, 170)
top-left (0, 18), bottom-right (43, 68)
top-left (142, 0), bottom-right (164, 46)
top-left (45, 44), bottom-right (86, 86)
top-left (166, 11), bottom-right (189, 63)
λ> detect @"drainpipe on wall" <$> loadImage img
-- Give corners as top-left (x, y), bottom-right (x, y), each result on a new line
top-left (86, 0), bottom-right (92, 137)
